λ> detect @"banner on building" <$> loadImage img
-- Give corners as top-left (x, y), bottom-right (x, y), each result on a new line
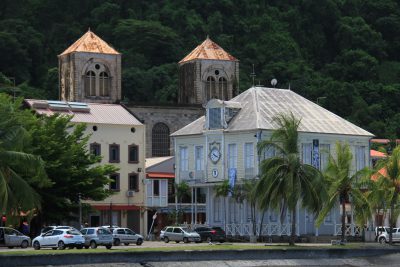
top-left (228, 168), bottom-right (236, 197)
top-left (312, 139), bottom-right (320, 169)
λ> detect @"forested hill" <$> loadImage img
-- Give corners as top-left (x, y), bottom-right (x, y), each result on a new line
top-left (0, 0), bottom-right (399, 138)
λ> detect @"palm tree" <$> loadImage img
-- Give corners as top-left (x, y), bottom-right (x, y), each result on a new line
top-left (0, 95), bottom-right (47, 216)
top-left (316, 141), bottom-right (370, 244)
top-left (175, 181), bottom-right (191, 224)
top-left (232, 178), bottom-right (259, 240)
top-left (215, 179), bottom-right (230, 231)
top-left (257, 113), bottom-right (326, 245)
top-left (373, 146), bottom-right (400, 245)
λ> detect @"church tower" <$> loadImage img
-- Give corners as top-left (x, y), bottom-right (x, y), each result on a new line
top-left (178, 37), bottom-right (239, 105)
top-left (58, 30), bottom-right (121, 103)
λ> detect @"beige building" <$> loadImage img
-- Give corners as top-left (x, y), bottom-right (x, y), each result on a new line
top-left (172, 86), bottom-right (373, 238)
top-left (25, 100), bottom-right (147, 235)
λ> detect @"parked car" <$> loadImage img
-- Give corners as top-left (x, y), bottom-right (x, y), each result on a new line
top-left (111, 228), bottom-right (143, 246)
top-left (194, 226), bottom-right (226, 243)
top-left (80, 227), bottom-right (113, 249)
top-left (162, 226), bottom-right (201, 243)
top-left (377, 227), bottom-right (400, 244)
top-left (32, 228), bottom-right (84, 250)
top-left (40, 225), bottom-right (78, 234)
top-left (0, 227), bottom-right (30, 249)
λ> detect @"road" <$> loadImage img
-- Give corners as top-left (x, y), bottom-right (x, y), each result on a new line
top-left (1, 241), bottom-right (399, 266)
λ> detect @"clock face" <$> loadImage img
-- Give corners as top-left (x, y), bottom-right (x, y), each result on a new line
top-left (210, 147), bottom-right (221, 163)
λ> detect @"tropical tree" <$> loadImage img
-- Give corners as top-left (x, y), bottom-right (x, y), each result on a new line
top-left (373, 146), bottom-right (400, 245)
top-left (175, 181), bottom-right (191, 223)
top-left (232, 178), bottom-right (259, 239)
top-left (215, 179), bottom-right (231, 231)
top-left (256, 112), bottom-right (326, 245)
top-left (0, 95), bottom-right (48, 218)
top-left (316, 142), bottom-right (371, 244)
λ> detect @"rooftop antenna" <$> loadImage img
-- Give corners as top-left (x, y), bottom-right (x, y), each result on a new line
top-left (288, 83), bottom-right (291, 90)
top-left (271, 78), bottom-right (277, 88)
top-left (250, 64), bottom-right (256, 87)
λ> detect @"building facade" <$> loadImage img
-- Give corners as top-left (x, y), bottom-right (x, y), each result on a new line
top-left (172, 86), bottom-right (373, 238)
top-left (25, 100), bottom-right (147, 235)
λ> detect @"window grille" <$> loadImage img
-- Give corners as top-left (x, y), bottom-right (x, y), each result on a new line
top-left (90, 143), bottom-right (101, 156)
top-left (129, 173), bottom-right (138, 191)
top-left (152, 123), bottom-right (170, 156)
top-left (206, 76), bottom-right (216, 100)
top-left (109, 144), bottom-right (120, 163)
top-left (85, 71), bottom-right (96, 96)
top-left (128, 144), bottom-right (139, 163)
top-left (219, 77), bottom-right (228, 100)
top-left (99, 72), bottom-right (109, 96)
top-left (109, 173), bottom-right (120, 191)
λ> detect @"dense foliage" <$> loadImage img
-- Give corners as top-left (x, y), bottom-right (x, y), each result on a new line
top-left (0, 94), bottom-right (116, 226)
top-left (0, 0), bottom-right (400, 137)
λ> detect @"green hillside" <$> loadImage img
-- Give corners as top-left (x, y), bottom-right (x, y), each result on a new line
top-left (0, 0), bottom-right (399, 138)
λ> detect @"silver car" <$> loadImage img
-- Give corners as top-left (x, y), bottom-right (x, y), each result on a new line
top-left (0, 227), bottom-right (30, 249)
top-left (80, 227), bottom-right (113, 249)
top-left (163, 226), bottom-right (201, 243)
top-left (112, 228), bottom-right (143, 246)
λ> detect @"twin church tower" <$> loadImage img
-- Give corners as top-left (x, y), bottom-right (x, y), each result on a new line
top-left (58, 30), bottom-right (239, 157)
top-left (58, 30), bottom-right (239, 105)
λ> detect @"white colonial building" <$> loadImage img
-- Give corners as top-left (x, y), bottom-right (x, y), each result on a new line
top-left (171, 86), bottom-right (373, 238)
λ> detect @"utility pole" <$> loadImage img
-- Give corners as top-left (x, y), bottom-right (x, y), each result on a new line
top-left (78, 193), bottom-right (82, 228)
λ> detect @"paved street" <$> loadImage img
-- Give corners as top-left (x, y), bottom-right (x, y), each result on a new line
top-left (34, 253), bottom-right (400, 267)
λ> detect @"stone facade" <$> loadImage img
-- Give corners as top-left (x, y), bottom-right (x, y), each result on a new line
top-left (129, 105), bottom-right (204, 158)
top-left (59, 52), bottom-right (121, 104)
top-left (179, 59), bottom-right (239, 105)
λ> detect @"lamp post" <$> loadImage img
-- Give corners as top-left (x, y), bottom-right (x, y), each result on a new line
top-left (78, 193), bottom-right (82, 228)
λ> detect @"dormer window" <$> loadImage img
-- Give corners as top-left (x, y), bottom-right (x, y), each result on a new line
top-left (206, 99), bottom-right (241, 130)
top-left (209, 108), bottom-right (222, 129)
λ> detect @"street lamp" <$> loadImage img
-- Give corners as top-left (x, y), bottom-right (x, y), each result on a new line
top-left (78, 193), bottom-right (82, 228)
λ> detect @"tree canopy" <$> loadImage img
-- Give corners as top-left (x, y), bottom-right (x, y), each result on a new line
top-left (0, 0), bottom-right (399, 137)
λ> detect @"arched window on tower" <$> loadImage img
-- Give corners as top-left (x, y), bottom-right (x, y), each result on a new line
top-left (219, 77), bottom-right (228, 100)
top-left (99, 72), bottom-right (109, 96)
top-left (152, 123), bottom-right (170, 157)
top-left (206, 76), bottom-right (216, 100)
top-left (85, 71), bottom-right (96, 96)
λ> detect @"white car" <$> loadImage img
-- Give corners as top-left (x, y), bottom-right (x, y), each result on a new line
top-left (111, 228), bottom-right (143, 246)
top-left (32, 228), bottom-right (85, 250)
top-left (377, 227), bottom-right (399, 244)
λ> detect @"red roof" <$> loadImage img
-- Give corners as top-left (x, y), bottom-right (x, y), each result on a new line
top-left (60, 30), bottom-right (119, 56)
top-left (371, 167), bottom-right (387, 181)
top-left (179, 37), bottom-right (237, 63)
top-left (146, 172), bottom-right (174, 179)
top-left (370, 149), bottom-right (387, 158)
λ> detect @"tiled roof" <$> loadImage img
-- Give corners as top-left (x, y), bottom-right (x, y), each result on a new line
top-left (179, 37), bottom-right (237, 63)
top-left (370, 149), bottom-right (387, 158)
top-left (25, 100), bottom-right (142, 126)
top-left (60, 30), bottom-right (120, 56)
top-left (172, 87), bottom-right (373, 137)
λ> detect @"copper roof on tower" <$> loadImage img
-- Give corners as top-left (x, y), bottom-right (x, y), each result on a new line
top-left (59, 30), bottom-right (120, 56)
top-left (179, 37), bottom-right (238, 63)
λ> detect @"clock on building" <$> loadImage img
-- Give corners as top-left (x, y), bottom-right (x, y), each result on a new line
top-left (209, 147), bottom-right (221, 163)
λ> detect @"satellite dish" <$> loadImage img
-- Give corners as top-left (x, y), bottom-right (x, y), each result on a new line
top-left (271, 79), bottom-right (277, 87)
